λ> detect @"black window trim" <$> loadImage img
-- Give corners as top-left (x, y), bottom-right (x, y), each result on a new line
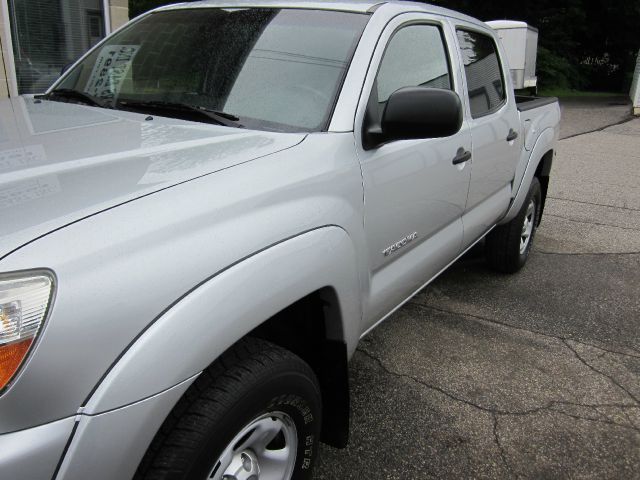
top-left (455, 25), bottom-right (508, 120)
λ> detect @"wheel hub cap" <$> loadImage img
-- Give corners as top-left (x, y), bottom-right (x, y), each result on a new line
top-left (207, 412), bottom-right (297, 480)
top-left (223, 450), bottom-right (260, 480)
top-left (520, 199), bottom-right (536, 255)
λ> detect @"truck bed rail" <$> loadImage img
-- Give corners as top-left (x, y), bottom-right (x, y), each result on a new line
top-left (515, 95), bottom-right (559, 112)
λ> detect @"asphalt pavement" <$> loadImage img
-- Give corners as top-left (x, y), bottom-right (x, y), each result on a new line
top-left (558, 96), bottom-right (633, 139)
top-left (314, 99), bottom-right (640, 479)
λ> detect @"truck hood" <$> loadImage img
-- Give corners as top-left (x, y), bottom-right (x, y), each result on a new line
top-left (0, 97), bottom-right (305, 258)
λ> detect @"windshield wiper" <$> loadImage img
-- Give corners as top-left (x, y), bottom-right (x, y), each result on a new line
top-left (116, 99), bottom-right (243, 127)
top-left (36, 88), bottom-right (107, 108)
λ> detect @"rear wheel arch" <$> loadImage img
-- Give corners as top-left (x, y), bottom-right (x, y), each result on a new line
top-left (534, 149), bottom-right (553, 225)
top-left (486, 176), bottom-right (542, 273)
top-left (501, 130), bottom-right (555, 226)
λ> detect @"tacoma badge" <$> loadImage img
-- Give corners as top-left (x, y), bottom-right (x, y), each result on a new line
top-left (383, 232), bottom-right (418, 257)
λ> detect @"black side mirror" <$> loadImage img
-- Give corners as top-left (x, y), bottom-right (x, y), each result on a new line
top-left (363, 87), bottom-right (463, 150)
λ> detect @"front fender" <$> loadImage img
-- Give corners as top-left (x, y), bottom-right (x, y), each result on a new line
top-left (83, 226), bottom-right (362, 414)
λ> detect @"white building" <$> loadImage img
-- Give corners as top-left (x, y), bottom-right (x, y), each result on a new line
top-left (1, 0), bottom-right (129, 99)
top-left (631, 50), bottom-right (640, 116)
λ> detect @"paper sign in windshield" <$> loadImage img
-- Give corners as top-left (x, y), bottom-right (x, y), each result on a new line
top-left (84, 45), bottom-right (139, 106)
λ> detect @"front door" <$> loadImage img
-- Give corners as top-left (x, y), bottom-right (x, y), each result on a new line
top-left (355, 17), bottom-right (473, 330)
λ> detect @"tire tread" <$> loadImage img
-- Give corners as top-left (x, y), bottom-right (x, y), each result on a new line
top-left (485, 177), bottom-right (541, 274)
top-left (135, 337), bottom-right (316, 480)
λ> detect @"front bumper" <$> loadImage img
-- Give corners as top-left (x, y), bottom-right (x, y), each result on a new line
top-left (0, 416), bottom-right (75, 479)
top-left (0, 375), bottom-right (195, 480)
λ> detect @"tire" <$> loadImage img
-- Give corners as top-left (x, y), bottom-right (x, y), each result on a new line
top-left (485, 177), bottom-right (541, 273)
top-left (135, 337), bottom-right (322, 480)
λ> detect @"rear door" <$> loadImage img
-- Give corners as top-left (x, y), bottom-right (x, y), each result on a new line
top-left (453, 23), bottom-right (523, 248)
top-left (354, 14), bottom-right (472, 330)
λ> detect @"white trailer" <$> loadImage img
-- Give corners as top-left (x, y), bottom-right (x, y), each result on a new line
top-left (487, 20), bottom-right (538, 91)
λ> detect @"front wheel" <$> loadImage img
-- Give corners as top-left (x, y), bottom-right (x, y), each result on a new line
top-left (485, 177), bottom-right (542, 273)
top-left (135, 337), bottom-right (322, 480)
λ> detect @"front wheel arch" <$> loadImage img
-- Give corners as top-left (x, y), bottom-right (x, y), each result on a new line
top-left (251, 290), bottom-right (351, 449)
top-left (134, 337), bottom-right (323, 480)
top-left (81, 227), bottom-right (362, 416)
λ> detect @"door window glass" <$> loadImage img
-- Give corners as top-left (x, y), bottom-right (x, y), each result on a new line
top-left (374, 24), bottom-right (452, 117)
top-left (456, 29), bottom-right (506, 117)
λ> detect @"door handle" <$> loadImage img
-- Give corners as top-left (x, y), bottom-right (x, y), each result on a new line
top-left (452, 148), bottom-right (472, 165)
top-left (506, 129), bottom-right (519, 142)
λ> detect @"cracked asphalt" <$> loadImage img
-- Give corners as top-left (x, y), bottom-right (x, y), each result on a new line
top-left (314, 100), bottom-right (640, 479)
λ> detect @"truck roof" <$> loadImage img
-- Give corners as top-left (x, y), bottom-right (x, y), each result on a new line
top-left (157, 0), bottom-right (484, 26)
top-left (159, 0), bottom-right (383, 12)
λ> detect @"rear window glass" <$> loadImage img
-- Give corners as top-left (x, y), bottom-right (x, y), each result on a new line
top-left (456, 29), bottom-right (506, 118)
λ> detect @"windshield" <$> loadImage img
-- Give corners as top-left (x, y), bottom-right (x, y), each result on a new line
top-left (54, 8), bottom-right (369, 132)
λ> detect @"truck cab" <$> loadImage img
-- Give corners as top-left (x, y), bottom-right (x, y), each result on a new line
top-left (0, 2), bottom-right (559, 479)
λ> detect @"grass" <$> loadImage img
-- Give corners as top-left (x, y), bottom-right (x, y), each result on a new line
top-left (537, 88), bottom-right (624, 98)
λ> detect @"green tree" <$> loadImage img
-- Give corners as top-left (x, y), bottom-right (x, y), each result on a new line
top-left (429, 0), bottom-right (640, 91)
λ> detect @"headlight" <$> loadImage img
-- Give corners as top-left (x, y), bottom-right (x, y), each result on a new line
top-left (0, 272), bottom-right (54, 392)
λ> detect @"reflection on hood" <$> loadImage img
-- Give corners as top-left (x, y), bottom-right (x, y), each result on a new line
top-left (0, 96), bottom-right (305, 257)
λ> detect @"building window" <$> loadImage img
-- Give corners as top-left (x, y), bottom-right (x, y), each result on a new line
top-left (8, 0), bottom-right (107, 94)
top-left (87, 9), bottom-right (105, 43)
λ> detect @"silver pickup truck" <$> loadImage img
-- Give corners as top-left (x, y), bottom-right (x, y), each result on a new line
top-left (0, 1), bottom-right (559, 479)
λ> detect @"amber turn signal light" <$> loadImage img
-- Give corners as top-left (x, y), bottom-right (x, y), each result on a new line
top-left (0, 338), bottom-right (33, 390)
top-left (0, 273), bottom-right (53, 393)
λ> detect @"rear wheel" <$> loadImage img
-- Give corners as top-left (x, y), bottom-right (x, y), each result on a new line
top-left (135, 337), bottom-right (322, 480)
top-left (485, 177), bottom-right (541, 273)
